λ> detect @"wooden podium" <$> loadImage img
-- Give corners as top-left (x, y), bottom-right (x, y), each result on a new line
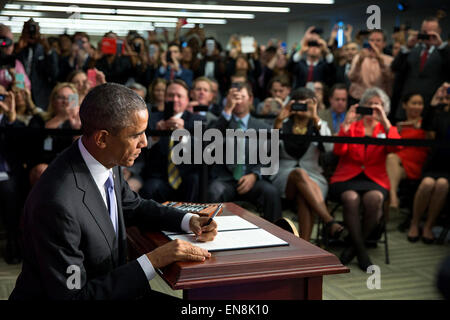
top-left (127, 202), bottom-right (349, 300)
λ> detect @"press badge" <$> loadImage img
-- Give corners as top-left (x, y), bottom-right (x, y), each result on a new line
top-left (43, 136), bottom-right (53, 151)
top-left (376, 133), bottom-right (386, 139)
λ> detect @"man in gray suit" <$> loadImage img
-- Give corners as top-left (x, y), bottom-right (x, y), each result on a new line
top-left (10, 83), bottom-right (217, 300)
top-left (207, 82), bottom-right (282, 222)
top-left (391, 16), bottom-right (450, 120)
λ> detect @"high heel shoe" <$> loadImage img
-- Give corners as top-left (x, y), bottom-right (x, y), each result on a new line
top-left (356, 251), bottom-right (373, 272)
top-left (339, 246), bottom-right (356, 265)
top-left (422, 236), bottom-right (435, 245)
top-left (407, 227), bottom-right (421, 243)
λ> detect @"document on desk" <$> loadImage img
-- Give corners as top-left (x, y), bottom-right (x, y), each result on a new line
top-left (163, 216), bottom-right (288, 252)
top-left (163, 215), bottom-right (259, 236)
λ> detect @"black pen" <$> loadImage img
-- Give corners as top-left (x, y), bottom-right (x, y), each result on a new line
top-left (205, 203), bottom-right (223, 226)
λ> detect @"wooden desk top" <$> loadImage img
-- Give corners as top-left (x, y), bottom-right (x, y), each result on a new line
top-left (127, 202), bottom-right (349, 290)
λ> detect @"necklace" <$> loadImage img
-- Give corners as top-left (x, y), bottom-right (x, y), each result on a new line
top-left (293, 123), bottom-right (307, 135)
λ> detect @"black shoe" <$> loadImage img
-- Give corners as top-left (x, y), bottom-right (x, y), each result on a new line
top-left (356, 252), bottom-right (373, 272)
top-left (422, 237), bottom-right (435, 245)
top-left (407, 228), bottom-right (421, 243)
top-left (339, 246), bottom-right (356, 265)
top-left (407, 235), bottom-right (420, 243)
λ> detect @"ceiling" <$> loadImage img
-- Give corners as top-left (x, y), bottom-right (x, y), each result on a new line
top-left (0, 0), bottom-right (448, 42)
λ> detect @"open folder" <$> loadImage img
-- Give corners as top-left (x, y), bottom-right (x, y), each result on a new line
top-left (163, 216), bottom-right (288, 252)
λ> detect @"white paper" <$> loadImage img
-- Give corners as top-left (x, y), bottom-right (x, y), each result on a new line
top-left (0, 172), bottom-right (9, 181)
top-left (240, 36), bottom-right (255, 54)
top-left (163, 215), bottom-right (259, 236)
top-left (167, 228), bottom-right (288, 252)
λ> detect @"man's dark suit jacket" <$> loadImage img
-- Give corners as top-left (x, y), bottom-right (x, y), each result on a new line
top-left (209, 114), bottom-right (271, 182)
top-left (335, 63), bottom-right (351, 89)
top-left (391, 43), bottom-right (450, 120)
top-left (290, 57), bottom-right (336, 89)
top-left (9, 141), bottom-right (187, 300)
top-left (141, 110), bottom-right (205, 181)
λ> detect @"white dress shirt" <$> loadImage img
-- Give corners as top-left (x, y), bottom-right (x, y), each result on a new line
top-left (77, 138), bottom-right (197, 281)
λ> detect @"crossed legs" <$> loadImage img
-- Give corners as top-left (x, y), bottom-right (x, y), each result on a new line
top-left (285, 168), bottom-right (342, 241)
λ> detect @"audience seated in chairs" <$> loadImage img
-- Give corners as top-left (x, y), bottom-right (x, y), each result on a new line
top-left (271, 87), bottom-right (341, 241)
top-left (407, 82), bottom-right (450, 244)
top-left (140, 79), bottom-right (204, 203)
top-left (207, 81), bottom-right (282, 222)
top-left (27, 82), bottom-right (81, 185)
top-left (328, 87), bottom-right (401, 271)
top-left (386, 92), bottom-right (429, 215)
top-left (0, 15), bottom-right (449, 269)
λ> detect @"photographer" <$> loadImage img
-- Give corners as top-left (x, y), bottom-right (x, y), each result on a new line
top-left (58, 32), bottom-right (93, 82)
top-left (328, 87), bottom-right (401, 271)
top-left (290, 26), bottom-right (336, 89)
top-left (127, 35), bottom-right (156, 88)
top-left (14, 19), bottom-right (59, 109)
top-left (271, 88), bottom-right (337, 241)
top-left (0, 24), bottom-right (31, 91)
top-left (94, 32), bottom-right (133, 84)
top-left (391, 16), bottom-right (450, 121)
top-left (157, 42), bottom-right (193, 88)
top-left (348, 29), bottom-right (394, 104)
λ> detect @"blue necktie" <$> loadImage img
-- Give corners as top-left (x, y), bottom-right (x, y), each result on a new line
top-left (105, 172), bottom-right (117, 234)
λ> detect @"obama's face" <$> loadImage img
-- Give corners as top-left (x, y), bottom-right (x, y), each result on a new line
top-left (104, 109), bottom-right (148, 168)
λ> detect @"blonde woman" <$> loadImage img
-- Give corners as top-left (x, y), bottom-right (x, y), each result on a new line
top-left (27, 82), bottom-right (80, 185)
top-left (12, 86), bottom-right (42, 125)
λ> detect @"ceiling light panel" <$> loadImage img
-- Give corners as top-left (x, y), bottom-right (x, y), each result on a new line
top-left (16, 0), bottom-right (290, 13)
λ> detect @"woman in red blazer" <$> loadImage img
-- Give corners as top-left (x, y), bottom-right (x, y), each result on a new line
top-left (328, 87), bottom-right (401, 271)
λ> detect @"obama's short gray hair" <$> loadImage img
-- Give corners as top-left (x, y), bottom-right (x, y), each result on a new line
top-left (79, 83), bottom-right (147, 136)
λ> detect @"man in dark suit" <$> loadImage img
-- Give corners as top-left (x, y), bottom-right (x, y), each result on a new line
top-left (140, 79), bottom-right (204, 203)
top-left (289, 29), bottom-right (335, 89)
top-left (207, 82), bottom-right (282, 222)
top-left (10, 83), bottom-right (216, 300)
top-left (391, 16), bottom-right (450, 121)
